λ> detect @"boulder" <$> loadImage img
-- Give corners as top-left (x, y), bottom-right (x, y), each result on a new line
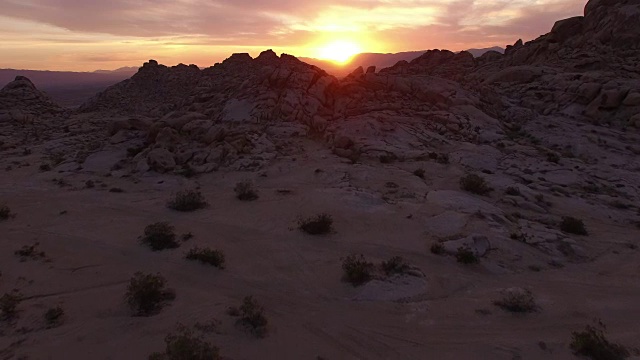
top-left (147, 148), bottom-right (176, 173)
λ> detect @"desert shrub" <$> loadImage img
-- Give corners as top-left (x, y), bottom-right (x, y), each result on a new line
top-left (561, 216), bottom-right (588, 235)
top-left (177, 165), bottom-right (197, 179)
top-left (149, 325), bottom-right (220, 360)
top-left (85, 180), bottom-right (95, 188)
top-left (125, 272), bottom-right (175, 316)
top-left (181, 232), bottom-right (194, 241)
top-left (381, 256), bottom-right (410, 276)
top-left (127, 146), bottom-right (144, 158)
top-left (39, 163), bottom-right (51, 172)
top-left (234, 181), bottom-right (259, 201)
top-left (239, 296), bottom-right (268, 338)
top-left (44, 306), bottom-right (65, 327)
top-left (430, 242), bottom-right (445, 255)
top-left (456, 247), bottom-right (479, 264)
top-left (379, 153), bottom-right (397, 163)
top-left (436, 153), bottom-right (450, 164)
top-left (140, 222), bottom-right (179, 251)
top-left (460, 174), bottom-right (492, 195)
top-left (493, 289), bottom-right (537, 313)
top-left (298, 213), bottom-right (333, 235)
top-left (546, 152), bottom-right (560, 163)
top-left (342, 254), bottom-right (374, 286)
top-left (0, 204), bottom-right (13, 220)
top-left (185, 247), bottom-right (225, 269)
top-left (0, 292), bottom-right (22, 320)
top-left (167, 190), bottom-right (207, 212)
top-left (413, 169), bottom-right (425, 179)
top-left (15, 243), bottom-right (46, 261)
top-left (570, 320), bottom-right (629, 360)
top-left (505, 186), bottom-right (521, 196)
top-left (109, 187), bottom-right (125, 193)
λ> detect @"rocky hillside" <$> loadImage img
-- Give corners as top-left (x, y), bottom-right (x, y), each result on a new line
top-left (1, 1), bottom-right (639, 358)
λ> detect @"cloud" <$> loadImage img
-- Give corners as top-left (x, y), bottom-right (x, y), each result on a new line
top-left (0, 0), bottom-right (587, 70)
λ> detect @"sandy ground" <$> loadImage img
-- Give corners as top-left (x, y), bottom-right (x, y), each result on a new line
top-left (1, 140), bottom-right (639, 360)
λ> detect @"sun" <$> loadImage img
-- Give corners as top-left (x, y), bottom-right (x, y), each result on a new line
top-left (315, 40), bottom-right (362, 64)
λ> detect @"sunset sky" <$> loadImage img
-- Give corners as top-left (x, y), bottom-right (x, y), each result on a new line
top-left (0, 0), bottom-right (586, 71)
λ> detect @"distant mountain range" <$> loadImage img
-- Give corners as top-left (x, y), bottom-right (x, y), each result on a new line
top-left (300, 47), bottom-right (504, 77)
top-left (0, 47), bottom-right (502, 106)
top-left (0, 68), bottom-right (138, 107)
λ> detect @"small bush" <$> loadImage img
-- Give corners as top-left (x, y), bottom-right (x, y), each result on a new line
top-left (342, 254), bottom-right (374, 286)
top-left (125, 272), bottom-right (175, 316)
top-left (381, 256), bottom-right (410, 276)
top-left (456, 247), bottom-right (479, 264)
top-left (167, 190), bottom-right (207, 212)
top-left (298, 213), bottom-right (333, 235)
top-left (546, 152), bottom-right (560, 163)
top-left (0, 292), bottom-right (22, 320)
top-left (149, 325), bottom-right (220, 360)
top-left (44, 306), bottom-right (65, 328)
top-left (140, 222), bottom-right (179, 251)
top-left (505, 186), bottom-right (521, 196)
top-left (493, 289), bottom-right (537, 313)
top-left (570, 320), bottom-right (629, 360)
top-left (109, 187), bottom-right (125, 193)
top-left (0, 204), bottom-right (13, 220)
top-left (379, 154), bottom-right (397, 164)
top-left (460, 174), bottom-right (492, 195)
top-left (430, 242), bottom-right (445, 255)
top-left (39, 163), bottom-right (51, 172)
top-left (561, 216), bottom-right (588, 235)
top-left (436, 153), bottom-right (450, 164)
top-left (413, 169), bottom-right (425, 179)
top-left (185, 247), bottom-right (225, 269)
top-left (234, 181), bottom-right (259, 201)
top-left (239, 296), bottom-right (268, 338)
top-left (15, 242), bottom-right (46, 261)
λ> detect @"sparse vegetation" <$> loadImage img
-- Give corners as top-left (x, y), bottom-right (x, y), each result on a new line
top-left (167, 190), bottom-right (207, 212)
top-left (44, 306), bottom-right (65, 328)
top-left (140, 222), bottom-right (180, 251)
top-left (185, 247), bottom-right (225, 269)
top-left (125, 272), bottom-right (175, 316)
top-left (238, 296), bottom-right (268, 338)
top-left (456, 247), bottom-right (479, 264)
top-left (149, 325), bottom-right (220, 360)
top-left (234, 181), bottom-right (259, 201)
top-left (177, 164), bottom-right (197, 178)
top-left (560, 216), bottom-right (588, 235)
top-left (0, 292), bottom-right (22, 320)
top-left (505, 186), bottom-right (521, 196)
top-left (570, 320), bottom-right (629, 360)
top-left (379, 153), bottom-right (397, 163)
top-left (460, 174), bottom-right (493, 195)
top-left (341, 254), bottom-right (374, 286)
top-left (493, 289), bottom-right (537, 313)
top-left (0, 204), bottom-right (13, 220)
top-left (381, 256), bottom-right (410, 276)
top-left (547, 152), bottom-right (560, 163)
top-left (298, 213), bottom-right (333, 235)
top-left (430, 242), bottom-right (445, 255)
top-left (14, 243), bottom-right (46, 261)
